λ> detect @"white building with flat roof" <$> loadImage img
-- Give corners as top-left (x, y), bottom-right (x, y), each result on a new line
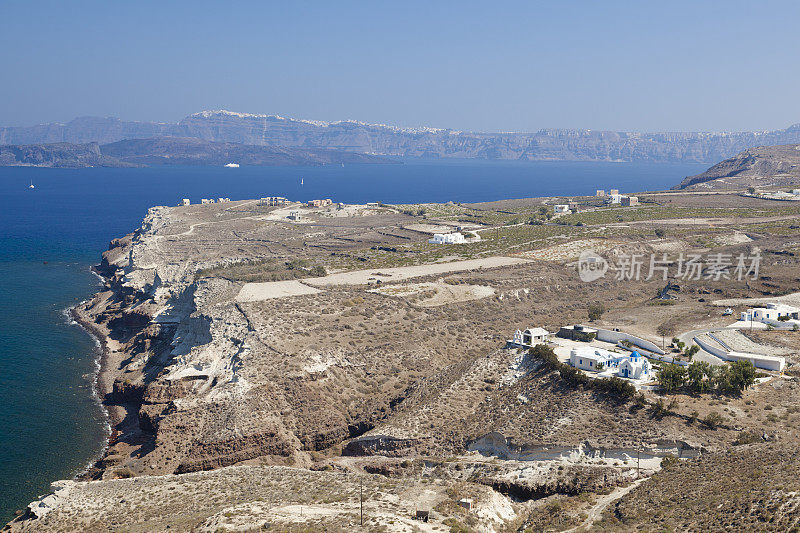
top-left (181, 198), bottom-right (190, 206)
top-left (554, 204), bottom-right (572, 214)
top-left (569, 346), bottom-right (614, 372)
top-left (429, 232), bottom-right (466, 244)
top-left (740, 303), bottom-right (800, 323)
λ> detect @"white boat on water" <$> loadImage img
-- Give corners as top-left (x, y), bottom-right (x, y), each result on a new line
top-left (224, 163), bottom-right (240, 168)
top-left (29, 180), bottom-right (35, 189)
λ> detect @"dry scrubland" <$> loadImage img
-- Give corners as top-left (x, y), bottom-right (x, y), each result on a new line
top-left (7, 191), bottom-right (800, 532)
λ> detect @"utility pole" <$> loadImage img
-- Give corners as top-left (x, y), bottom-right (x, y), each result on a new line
top-left (637, 448), bottom-right (641, 479)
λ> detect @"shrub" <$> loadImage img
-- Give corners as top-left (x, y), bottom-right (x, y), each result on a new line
top-left (588, 303), bottom-right (606, 321)
top-left (733, 430), bottom-right (761, 446)
top-left (703, 411), bottom-right (725, 429)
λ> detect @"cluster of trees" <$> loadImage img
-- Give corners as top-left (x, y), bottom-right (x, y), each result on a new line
top-left (670, 338), bottom-right (700, 357)
top-left (529, 344), bottom-right (636, 401)
top-left (657, 360), bottom-right (757, 395)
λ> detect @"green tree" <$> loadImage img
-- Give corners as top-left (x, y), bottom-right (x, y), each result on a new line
top-left (686, 361), bottom-right (712, 393)
top-left (728, 361), bottom-right (757, 392)
top-left (685, 345), bottom-right (700, 358)
top-left (657, 363), bottom-right (687, 393)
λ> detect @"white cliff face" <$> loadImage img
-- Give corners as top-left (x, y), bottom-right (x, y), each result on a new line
top-left (167, 278), bottom-right (254, 402)
top-left (109, 206), bottom-right (256, 402)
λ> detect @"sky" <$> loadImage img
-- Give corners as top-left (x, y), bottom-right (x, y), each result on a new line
top-left (1, 0), bottom-right (799, 133)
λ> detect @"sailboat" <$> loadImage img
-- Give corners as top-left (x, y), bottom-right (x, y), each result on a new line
top-left (29, 180), bottom-right (35, 189)
top-left (300, 177), bottom-right (304, 186)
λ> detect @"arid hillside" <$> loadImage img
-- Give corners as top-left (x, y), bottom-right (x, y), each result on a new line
top-left (7, 190), bottom-right (800, 532)
top-left (677, 144), bottom-right (800, 190)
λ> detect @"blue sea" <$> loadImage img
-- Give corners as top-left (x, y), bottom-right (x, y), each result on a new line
top-left (0, 158), bottom-right (706, 520)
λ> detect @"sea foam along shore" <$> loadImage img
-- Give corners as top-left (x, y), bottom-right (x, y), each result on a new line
top-left (66, 265), bottom-right (123, 480)
top-left (60, 300), bottom-right (111, 480)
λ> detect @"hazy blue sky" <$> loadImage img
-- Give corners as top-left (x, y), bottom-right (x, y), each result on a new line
top-left (1, 1), bottom-right (799, 132)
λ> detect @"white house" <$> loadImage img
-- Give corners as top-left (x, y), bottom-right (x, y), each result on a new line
top-left (201, 198), bottom-right (213, 204)
top-left (288, 211), bottom-right (303, 221)
top-left (618, 351), bottom-right (652, 380)
top-left (569, 347), bottom-right (614, 372)
top-left (512, 327), bottom-right (551, 347)
top-left (554, 205), bottom-right (572, 215)
top-left (740, 303), bottom-right (800, 323)
top-left (181, 198), bottom-right (191, 206)
top-left (607, 194), bottom-right (624, 204)
top-left (429, 232), bottom-right (466, 244)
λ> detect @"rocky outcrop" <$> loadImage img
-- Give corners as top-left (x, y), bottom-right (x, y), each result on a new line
top-left (4, 110), bottom-right (800, 163)
top-left (676, 144), bottom-right (800, 189)
top-left (342, 434), bottom-right (427, 457)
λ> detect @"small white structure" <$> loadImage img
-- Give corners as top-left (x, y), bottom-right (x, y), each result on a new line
top-left (792, 189), bottom-right (800, 196)
top-left (181, 198), bottom-right (191, 206)
top-left (596, 190), bottom-right (606, 197)
top-left (740, 303), bottom-right (800, 323)
top-left (201, 198), bottom-right (214, 204)
top-left (429, 232), bottom-right (466, 244)
top-left (621, 196), bottom-right (638, 206)
top-left (224, 163), bottom-right (240, 168)
top-left (458, 499), bottom-right (474, 511)
top-left (217, 197), bottom-right (231, 203)
top-left (618, 351), bottom-right (652, 380)
top-left (610, 189), bottom-right (619, 196)
top-left (288, 211), bottom-right (303, 221)
top-left (512, 327), bottom-right (551, 347)
top-left (553, 204), bottom-right (572, 215)
top-left (607, 193), bottom-right (624, 204)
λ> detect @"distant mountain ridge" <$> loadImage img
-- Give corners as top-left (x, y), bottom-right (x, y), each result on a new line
top-left (0, 137), bottom-right (394, 168)
top-left (3, 110), bottom-right (800, 163)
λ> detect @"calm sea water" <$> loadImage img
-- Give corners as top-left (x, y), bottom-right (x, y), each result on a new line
top-left (0, 158), bottom-right (706, 520)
